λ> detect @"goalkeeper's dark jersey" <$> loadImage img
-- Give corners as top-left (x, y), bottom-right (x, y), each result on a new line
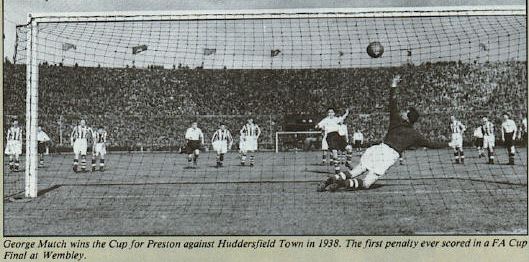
top-left (383, 86), bottom-right (445, 155)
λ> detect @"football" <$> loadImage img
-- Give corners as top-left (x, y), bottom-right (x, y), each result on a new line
top-left (367, 41), bottom-right (384, 58)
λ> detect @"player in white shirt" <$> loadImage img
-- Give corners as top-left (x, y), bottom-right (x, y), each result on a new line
top-left (5, 119), bottom-right (23, 172)
top-left (448, 116), bottom-right (466, 164)
top-left (316, 108), bottom-right (349, 174)
top-left (240, 118), bottom-right (261, 166)
top-left (37, 126), bottom-right (51, 167)
top-left (92, 126), bottom-right (108, 171)
top-left (352, 129), bottom-right (364, 153)
top-left (482, 117), bottom-right (495, 164)
top-left (185, 122), bottom-right (204, 168)
top-left (71, 119), bottom-right (93, 172)
top-left (473, 126), bottom-right (484, 158)
top-left (501, 113), bottom-right (517, 165)
top-left (211, 124), bottom-right (233, 167)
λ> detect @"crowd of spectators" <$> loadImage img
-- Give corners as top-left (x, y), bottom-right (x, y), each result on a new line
top-left (3, 60), bottom-right (527, 150)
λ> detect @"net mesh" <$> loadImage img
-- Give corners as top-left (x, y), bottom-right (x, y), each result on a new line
top-left (3, 11), bottom-right (527, 235)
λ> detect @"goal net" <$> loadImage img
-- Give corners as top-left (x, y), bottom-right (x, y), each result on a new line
top-left (275, 131), bottom-right (322, 152)
top-left (4, 6), bottom-right (527, 235)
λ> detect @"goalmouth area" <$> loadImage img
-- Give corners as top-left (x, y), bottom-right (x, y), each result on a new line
top-left (4, 149), bottom-right (527, 235)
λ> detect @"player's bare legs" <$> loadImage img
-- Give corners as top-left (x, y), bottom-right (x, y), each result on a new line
top-left (453, 146), bottom-right (464, 164)
top-left (249, 152), bottom-right (255, 166)
top-left (99, 155), bottom-right (105, 171)
top-left (508, 144), bottom-right (516, 165)
top-left (91, 153), bottom-right (97, 172)
top-left (240, 151), bottom-right (247, 166)
top-left (8, 155), bottom-right (14, 171)
top-left (80, 154), bottom-right (87, 171)
top-left (216, 153), bottom-right (224, 167)
top-left (39, 152), bottom-right (44, 167)
top-left (477, 145), bottom-right (484, 158)
top-left (331, 149), bottom-right (340, 174)
top-left (187, 153), bottom-right (193, 167)
top-left (487, 147), bottom-right (495, 164)
top-left (73, 153), bottom-right (79, 172)
top-left (193, 149), bottom-right (200, 167)
top-left (13, 154), bottom-right (20, 172)
top-left (9, 154), bottom-right (20, 172)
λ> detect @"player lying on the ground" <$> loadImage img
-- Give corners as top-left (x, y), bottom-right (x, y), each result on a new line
top-left (92, 126), bottom-right (108, 171)
top-left (449, 115), bottom-right (466, 164)
top-left (71, 119), bottom-right (93, 172)
top-left (240, 118), bottom-right (261, 166)
top-left (37, 126), bottom-right (51, 167)
top-left (185, 122), bottom-right (204, 168)
top-left (212, 124), bottom-right (233, 167)
top-left (318, 75), bottom-right (446, 192)
top-left (5, 119), bottom-right (22, 172)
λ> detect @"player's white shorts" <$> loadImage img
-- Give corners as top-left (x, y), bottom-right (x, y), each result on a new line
top-left (212, 140), bottom-right (228, 154)
top-left (5, 140), bottom-right (22, 156)
top-left (321, 134), bottom-right (329, 150)
top-left (73, 139), bottom-right (88, 155)
top-left (359, 143), bottom-right (400, 175)
top-left (241, 136), bottom-right (258, 152)
top-left (449, 133), bottom-right (463, 149)
top-left (94, 143), bottom-right (106, 156)
top-left (483, 135), bottom-right (495, 149)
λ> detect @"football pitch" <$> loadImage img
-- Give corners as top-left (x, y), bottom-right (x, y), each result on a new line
top-left (3, 148), bottom-right (527, 235)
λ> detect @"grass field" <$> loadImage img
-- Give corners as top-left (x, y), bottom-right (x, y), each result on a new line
top-left (3, 147), bottom-right (527, 235)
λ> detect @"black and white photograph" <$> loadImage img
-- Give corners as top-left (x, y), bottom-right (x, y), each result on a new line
top-left (3, 0), bottom-right (528, 237)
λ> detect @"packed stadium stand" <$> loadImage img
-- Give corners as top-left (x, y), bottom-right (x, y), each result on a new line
top-left (3, 60), bottom-right (527, 150)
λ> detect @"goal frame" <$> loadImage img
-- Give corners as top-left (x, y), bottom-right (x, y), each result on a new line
top-left (275, 131), bottom-right (323, 153)
top-left (23, 5), bottom-right (526, 197)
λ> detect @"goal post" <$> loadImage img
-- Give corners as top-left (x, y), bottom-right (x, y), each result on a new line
top-left (275, 131), bottom-right (322, 153)
top-left (16, 5), bottom-right (527, 198)
top-left (25, 17), bottom-right (39, 198)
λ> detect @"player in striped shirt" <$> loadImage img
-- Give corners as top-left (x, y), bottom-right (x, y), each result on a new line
top-left (5, 119), bottom-right (23, 172)
top-left (92, 126), bottom-right (108, 171)
top-left (481, 117), bottom-right (495, 164)
top-left (185, 122), bottom-right (204, 168)
top-left (70, 119), bottom-right (93, 172)
top-left (211, 124), bottom-right (233, 167)
top-left (449, 116), bottom-right (466, 164)
top-left (501, 113), bottom-right (517, 165)
top-left (240, 118), bottom-right (261, 166)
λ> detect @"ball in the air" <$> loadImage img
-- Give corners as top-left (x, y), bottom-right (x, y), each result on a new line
top-left (366, 41), bottom-right (384, 58)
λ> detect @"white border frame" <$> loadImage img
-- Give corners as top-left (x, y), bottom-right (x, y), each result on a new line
top-left (27, 5), bottom-right (526, 23)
